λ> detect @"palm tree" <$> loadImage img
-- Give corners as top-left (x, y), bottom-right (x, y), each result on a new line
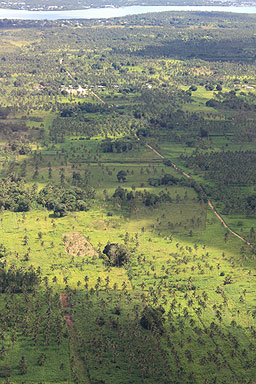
top-left (19, 356), bottom-right (27, 374)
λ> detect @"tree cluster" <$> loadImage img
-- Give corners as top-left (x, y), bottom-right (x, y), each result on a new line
top-left (0, 264), bottom-right (39, 293)
top-left (113, 187), bottom-right (173, 207)
top-left (38, 184), bottom-right (94, 217)
top-left (101, 138), bottom-right (134, 153)
top-left (102, 243), bottom-right (131, 266)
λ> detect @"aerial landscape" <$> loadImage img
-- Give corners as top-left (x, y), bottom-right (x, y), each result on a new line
top-left (0, 2), bottom-right (256, 383)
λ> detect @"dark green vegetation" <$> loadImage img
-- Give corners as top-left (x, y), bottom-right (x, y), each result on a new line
top-left (0, 11), bottom-right (256, 384)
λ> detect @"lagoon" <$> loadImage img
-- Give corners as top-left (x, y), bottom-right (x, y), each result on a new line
top-left (1, 5), bottom-right (256, 20)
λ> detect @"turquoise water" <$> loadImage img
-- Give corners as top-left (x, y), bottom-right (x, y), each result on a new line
top-left (0, 5), bottom-right (256, 20)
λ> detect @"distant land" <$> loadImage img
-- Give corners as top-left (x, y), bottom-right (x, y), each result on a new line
top-left (1, 0), bottom-right (256, 11)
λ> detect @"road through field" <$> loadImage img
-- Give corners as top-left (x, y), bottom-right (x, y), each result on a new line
top-left (62, 61), bottom-right (252, 249)
top-left (134, 135), bottom-right (253, 248)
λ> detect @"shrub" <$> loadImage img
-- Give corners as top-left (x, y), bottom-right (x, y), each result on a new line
top-left (117, 170), bottom-right (127, 183)
top-left (0, 265), bottom-right (39, 293)
top-left (101, 138), bottom-right (133, 153)
top-left (0, 365), bottom-right (11, 378)
top-left (102, 243), bottom-right (131, 267)
top-left (0, 243), bottom-right (8, 259)
top-left (140, 306), bottom-right (165, 334)
top-left (189, 85), bottom-right (197, 92)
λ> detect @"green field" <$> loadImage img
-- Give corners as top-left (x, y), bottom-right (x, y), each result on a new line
top-left (0, 11), bottom-right (256, 384)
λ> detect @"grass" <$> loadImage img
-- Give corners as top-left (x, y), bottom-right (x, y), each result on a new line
top-left (0, 289), bottom-right (72, 383)
top-left (0, 18), bottom-right (256, 383)
top-left (1, 140), bottom-right (255, 382)
top-left (0, 119), bottom-right (254, 372)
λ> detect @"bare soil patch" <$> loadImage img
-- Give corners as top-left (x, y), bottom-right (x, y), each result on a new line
top-left (60, 294), bottom-right (73, 328)
top-left (63, 232), bottom-right (97, 257)
top-left (64, 314), bottom-right (73, 328)
top-left (60, 293), bottom-right (70, 308)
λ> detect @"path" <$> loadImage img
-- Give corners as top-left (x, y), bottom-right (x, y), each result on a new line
top-left (61, 60), bottom-right (252, 249)
top-left (60, 294), bottom-right (74, 328)
top-left (60, 294), bottom-right (89, 383)
top-left (90, 90), bottom-right (106, 104)
top-left (64, 66), bottom-right (106, 104)
top-left (135, 134), bottom-right (252, 248)
top-left (207, 200), bottom-right (252, 246)
top-left (65, 69), bottom-right (81, 88)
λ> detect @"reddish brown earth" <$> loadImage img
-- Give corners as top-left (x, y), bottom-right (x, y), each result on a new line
top-left (60, 293), bottom-right (69, 308)
top-left (60, 294), bottom-right (74, 328)
top-left (60, 293), bottom-right (88, 381)
top-left (64, 314), bottom-right (73, 328)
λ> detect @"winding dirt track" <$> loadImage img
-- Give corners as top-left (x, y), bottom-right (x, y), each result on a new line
top-left (62, 61), bottom-right (252, 249)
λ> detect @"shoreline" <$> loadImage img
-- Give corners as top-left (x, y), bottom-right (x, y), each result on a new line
top-left (1, 4), bottom-right (256, 20)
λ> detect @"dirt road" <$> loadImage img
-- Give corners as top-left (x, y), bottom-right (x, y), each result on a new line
top-left (135, 134), bottom-right (252, 248)
top-left (62, 61), bottom-right (252, 249)
top-left (64, 67), bottom-right (106, 104)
